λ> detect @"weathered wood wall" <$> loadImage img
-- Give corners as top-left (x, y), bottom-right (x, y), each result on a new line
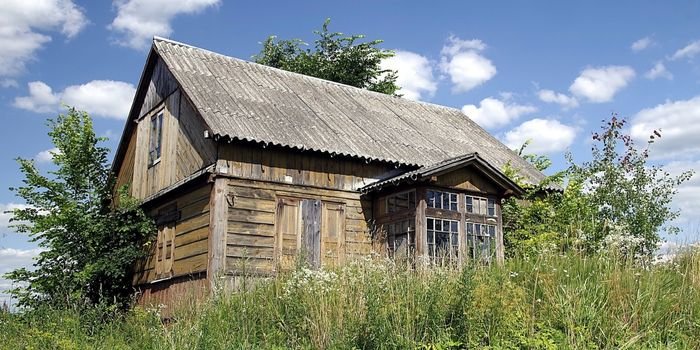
top-left (133, 184), bottom-right (212, 285)
top-left (136, 273), bottom-right (208, 318)
top-left (223, 176), bottom-right (376, 276)
top-left (115, 56), bottom-right (217, 200)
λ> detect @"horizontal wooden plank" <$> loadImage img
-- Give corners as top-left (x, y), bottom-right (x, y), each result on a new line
top-left (227, 232), bottom-right (275, 248)
top-left (227, 221), bottom-right (275, 236)
top-left (176, 213), bottom-right (209, 235)
top-left (225, 257), bottom-right (274, 274)
top-left (228, 185), bottom-right (276, 200)
top-left (175, 226), bottom-right (208, 247)
top-left (175, 239), bottom-right (208, 261)
top-left (231, 196), bottom-right (276, 213)
top-left (134, 253), bottom-right (208, 285)
top-left (226, 245), bottom-right (274, 260)
top-left (228, 208), bottom-right (275, 225)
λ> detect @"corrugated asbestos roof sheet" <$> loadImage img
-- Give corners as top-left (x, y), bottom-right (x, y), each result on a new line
top-left (153, 37), bottom-right (547, 185)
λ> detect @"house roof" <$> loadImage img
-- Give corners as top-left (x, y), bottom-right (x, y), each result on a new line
top-left (361, 152), bottom-right (524, 196)
top-left (147, 37), bottom-right (547, 186)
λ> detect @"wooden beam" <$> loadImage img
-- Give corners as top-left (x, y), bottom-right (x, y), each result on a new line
top-left (207, 176), bottom-right (228, 292)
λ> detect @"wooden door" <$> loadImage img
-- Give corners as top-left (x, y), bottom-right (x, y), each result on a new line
top-left (321, 202), bottom-right (346, 266)
top-left (276, 198), bottom-right (322, 269)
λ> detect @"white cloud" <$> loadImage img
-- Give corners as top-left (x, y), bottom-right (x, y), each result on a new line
top-left (12, 81), bottom-right (60, 113)
top-left (631, 36), bottom-right (654, 52)
top-left (569, 66), bottom-right (635, 103)
top-left (644, 61), bottom-right (673, 80)
top-left (382, 50), bottom-right (437, 101)
top-left (110, 0), bottom-right (221, 50)
top-left (34, 148), bottom-right (61, 164)
top-left (663, 160), bottom-right (700, 230)
top-left (503, 118), bottom-right (577, 154)
top-left (0, 247), bottom-right (42, 305)
top-left (0, 203), bottom-right (31, 232)
top-left (0, 0), bottom-right (87, 77)
top-left (461, 97), bottom-right (536, 129)
top-left (537, 89), bottom-right (579, 109)
top-left (630, 96), bottom-right (700, 159)
top-left (670, 40), bottom-right (700, 61)
top-left (14, 80), bottom-right (136, 119)
top-left (440, 35), bottom-right (496, 93)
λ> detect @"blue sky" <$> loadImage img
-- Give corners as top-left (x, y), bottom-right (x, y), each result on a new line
top-left (1, 1), bottom-right (700, 302)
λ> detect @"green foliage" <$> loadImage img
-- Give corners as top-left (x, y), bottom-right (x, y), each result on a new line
top-left (2, 250), bottom-right (700, 349)
top-left (503, 115), bottom-right (693, 259)
top-left (253, 18), bottom-right (400, 95)
top-left (5, 108), bottom-right (154, 310)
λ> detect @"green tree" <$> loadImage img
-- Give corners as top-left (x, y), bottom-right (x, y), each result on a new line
top-left (503, 116), bottom-right (692, 259)
top-left (254, 18), bottom-right (400, 95)
top-left (5, 108), bottom-right (154, 309)
top-left (568, 115), bottom-right (692, 256)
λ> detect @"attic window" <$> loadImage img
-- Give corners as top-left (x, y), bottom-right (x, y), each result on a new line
top-left (149, 111), bottom-right (164, 166)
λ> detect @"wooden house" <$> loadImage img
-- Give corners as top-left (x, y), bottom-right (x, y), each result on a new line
top-left (112, 37), bottom-right (546, 307)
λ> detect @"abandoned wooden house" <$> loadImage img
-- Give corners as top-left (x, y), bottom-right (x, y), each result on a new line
top-left (112, 37), bottom-right (547, 306)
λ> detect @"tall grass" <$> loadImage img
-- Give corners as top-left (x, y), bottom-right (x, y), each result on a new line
top-left (2, 249), bottom-right (699, 349)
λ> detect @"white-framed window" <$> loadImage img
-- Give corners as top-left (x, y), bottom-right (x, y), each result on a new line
top-left (466, 195), bottom-right (496, 217)
top-left (387, 219), bottom-right (416, 257)
top-left (466, 223), bottom-right (496, 263)
top-left (426, 217), bottom-right (459, 261)
top-left (427, 190), bottom-right (458, 211)
top-left (149, 110), bottom-right (164, 166)
top-left (386, 190), bottom-right (416, 213)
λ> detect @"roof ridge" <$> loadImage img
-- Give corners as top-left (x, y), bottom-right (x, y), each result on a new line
top-left (151, 36), bottom-right (469, 116)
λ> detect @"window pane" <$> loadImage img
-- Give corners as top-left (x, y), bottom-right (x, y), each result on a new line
top-left (451, 221), bottom-right (458, 232)
top-left (427, 218), bottom-right (433, 230)
top-left (435, 220), bottom-right (442, 231)
top-left (434, 192), bottom-right (442, 209)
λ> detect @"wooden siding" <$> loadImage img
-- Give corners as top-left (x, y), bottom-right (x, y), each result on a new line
top-left (218, 143), bottom-right (398, 192)
top-left (433, 166), bottom-right (500, 194)
top-left (224, 177), bottom-right (374, 275)
top-left (115, 127), bottom-right (137, 195)
top-left (133, 184), bottom-right (212, 285)
top-left (136, 273), bottom-right (208, 318)
top-left (131, 90), bottom-right (217, 199)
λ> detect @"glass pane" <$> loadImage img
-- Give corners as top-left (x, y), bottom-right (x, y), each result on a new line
top-left (427, 191), bottom-right (434, 208)
top-left (466, 196), bottom-right (473, 213)
top-left (434, 219), bottom-right (442, 231)
top-left (467, 223), bottom-right (473, 234)
top-left (451, 221), bottom-right (458, 232)
top-left (443, 193), bottom-right (449, 210)
top-left (435, 192), bottom-right (442, 209)
top-left (488, 225), bottom-right (496, 237)
top-left (427, 230), bottom-right (435, 244)
top-left (427, 218), bottom-right (434, 230)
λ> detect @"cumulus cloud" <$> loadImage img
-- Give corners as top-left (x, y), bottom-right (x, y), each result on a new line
top-left (0, 203), bottom-right (31, 232)
top-left (14, 80), bottom-right (136, 119)
top-left (631, 36), bottom-right (654, 52)
top-left (110, 0), bottom-right (221, 50)
top-left (537, 89), bottom-right (579, 109)
top-left (503, 118), bottom-right (577, 154)
top-left (0, 1), bottom-right (87, 77)
top-left (670, 40), bottom-right (700, 61)
top-left (440, 35), bottom-right (496, 93)
top-left (382, 50), bottom-right (437, 101)
top-left (644, 61), bottom-right (673, 80)
top-left (663, 160), bottom-right (700, 228)
top-left (461, 97), bottom-right (536, 129)
top-left (0, 247), bottom-right (42, 305)
top-left (569, 66), bottom-right (635, 103)
top-left (630, 96), bottom-right (700, 159)
top-left (34, 148), bottom-right (61, 164)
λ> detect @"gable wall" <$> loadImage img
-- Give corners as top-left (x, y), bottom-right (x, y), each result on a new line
top-left (116, 57), bottom-right (217, 200)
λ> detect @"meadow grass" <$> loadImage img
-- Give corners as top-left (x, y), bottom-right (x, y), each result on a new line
top-left (1, 248), bottom-right (699, 349)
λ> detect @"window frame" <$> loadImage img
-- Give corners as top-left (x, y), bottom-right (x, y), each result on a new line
top-left (385, 189), bottom-right (417, 214)
top-left (426, 217), bottom-right (460, 262)
top-left (387, 219), bottom-right (416, 257)
top-left (426, 189), bottom-right (459, 211)
top-left (148, 110), bottom-right (164, 167)
top-left (465, 194), bottom-right (497, 218)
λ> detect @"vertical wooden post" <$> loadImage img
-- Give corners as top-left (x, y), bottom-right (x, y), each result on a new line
top-left (208, 176), bottom-right (228, 293)
top-left (495, 198), bottom-right (505, 265)
top-left (415, 187), bottom-right (427, 265)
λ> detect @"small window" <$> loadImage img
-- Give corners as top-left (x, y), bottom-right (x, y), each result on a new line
top-left (427, 190), bottom-right (458, 211)
top-left (466, 195), bottom-right (496, 217)
top-left (386, 190), bottom-right (416, 213)
top-left (427, 217), bottom-right (459, 262)
top-left (149, 111), bottom-right (164, 166)
top-left (388, 219), bottom-right (415, 257)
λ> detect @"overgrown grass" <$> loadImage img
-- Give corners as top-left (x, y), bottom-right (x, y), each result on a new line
top-left (2, 249), bottom-right (699, 349)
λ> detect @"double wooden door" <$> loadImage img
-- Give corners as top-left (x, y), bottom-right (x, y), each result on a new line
top-left (276, 198), bottom-right (345, 270)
